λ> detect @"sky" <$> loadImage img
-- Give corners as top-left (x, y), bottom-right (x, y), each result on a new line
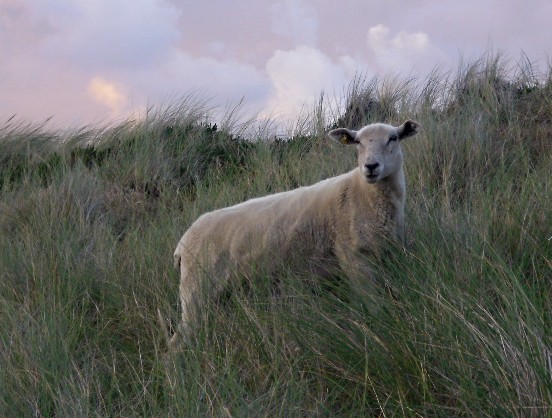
top-left (1, 0), bottom-right (551, 128)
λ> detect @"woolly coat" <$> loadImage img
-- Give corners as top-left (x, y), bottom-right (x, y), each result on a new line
top-left (174, 167), bottom-right (405, 295)
top-left (172, 120), bottom-right (419, 343)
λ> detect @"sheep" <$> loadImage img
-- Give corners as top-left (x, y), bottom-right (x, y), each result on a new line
top-left (171, 120), bottom-right (420, 345)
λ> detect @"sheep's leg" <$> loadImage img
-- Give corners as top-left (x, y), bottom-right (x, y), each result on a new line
top-left (340, 255), bottom-right (374, 283)
top-left (335, 244), bottom-right (380, 291)
top-left (180, 282), bottom-right (198, 335)
top-left (335, 245), bottom-right (399, 321)
top-left (168, 259), bottom-right (201, 350)
top-left (171, 254), bottom-right (235, 349)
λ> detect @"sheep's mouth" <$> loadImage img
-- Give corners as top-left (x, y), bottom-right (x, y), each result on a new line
top-left (365, 174), bottom-right (379, 183)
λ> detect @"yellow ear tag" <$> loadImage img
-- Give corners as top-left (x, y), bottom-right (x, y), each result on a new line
top-left (341, 135), bottom-right (349, 144)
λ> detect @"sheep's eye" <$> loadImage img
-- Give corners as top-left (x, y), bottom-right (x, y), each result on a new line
top-left (388, 135), bottom-right (398, 143)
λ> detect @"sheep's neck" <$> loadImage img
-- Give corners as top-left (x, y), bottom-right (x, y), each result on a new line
top-left (356, 168), bottom-right (406, 243)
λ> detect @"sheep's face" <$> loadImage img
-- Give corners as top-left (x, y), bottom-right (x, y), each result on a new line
top-left (329, 120), bottom-right (420, 183)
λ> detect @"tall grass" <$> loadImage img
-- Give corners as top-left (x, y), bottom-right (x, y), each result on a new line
top-left (1, 54), bottom-right (551, 416)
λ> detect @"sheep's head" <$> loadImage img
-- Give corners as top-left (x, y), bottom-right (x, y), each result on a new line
top-left (329, 120), bottom-right (420, 183)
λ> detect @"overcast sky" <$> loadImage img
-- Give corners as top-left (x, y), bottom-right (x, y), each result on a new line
top-left (2, 0), bottom-right (551, 127)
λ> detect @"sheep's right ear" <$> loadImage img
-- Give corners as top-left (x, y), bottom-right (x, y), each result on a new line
top-left (328, 128), bottom-right (359, 145)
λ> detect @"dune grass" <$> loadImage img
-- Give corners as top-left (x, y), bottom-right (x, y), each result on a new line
top-left (1, 54), bottom-right (551, 416)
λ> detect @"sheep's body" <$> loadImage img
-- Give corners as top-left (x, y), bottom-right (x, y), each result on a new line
top-left (172, 120), bottom-right (419, 344)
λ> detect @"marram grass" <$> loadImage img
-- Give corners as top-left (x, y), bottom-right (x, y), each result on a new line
top-left (1, 54), bottom-right (551, 416)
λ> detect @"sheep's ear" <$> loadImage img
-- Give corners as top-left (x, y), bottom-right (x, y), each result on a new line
top-left (397, 120), bottom-right (420, 140)
top-left (328, 128), bottom-right (359, 145)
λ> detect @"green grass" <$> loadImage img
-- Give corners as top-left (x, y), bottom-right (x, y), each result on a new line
top-left (1, 54), bottom-right (551, 416)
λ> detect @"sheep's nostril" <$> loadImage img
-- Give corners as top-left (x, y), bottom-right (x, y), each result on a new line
top-left (365, 163), bottom-right (379, 173)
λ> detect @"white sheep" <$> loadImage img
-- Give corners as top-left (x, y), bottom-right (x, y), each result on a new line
top-left (171, 120), bottom-right (420, 345)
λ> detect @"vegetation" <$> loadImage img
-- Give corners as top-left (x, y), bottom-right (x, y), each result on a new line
top-left (1, 54), bottom-right (551, 416)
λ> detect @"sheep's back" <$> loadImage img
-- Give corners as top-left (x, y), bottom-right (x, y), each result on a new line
top-left (179, 171), bottom-right (354, 274)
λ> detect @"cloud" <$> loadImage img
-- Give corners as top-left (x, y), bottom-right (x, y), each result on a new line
top-left (270, 0), bottom-right (318, 46)
top-left (38, 0), bottom-right (181, 70)
top-left (0, 0), bottom-right (184, 124)
top-left (264, 45), bottom-right (361, 118)
top-left (88, 77), bottom-right (127, 116)
top-left (366, 24), bottom-right (443, 73)
top-left (3, 0), bottom-right (552, 127)
top-left (0, 0), bottom-right (55, 56)
top-left (118, 50), bottom-right (272, 121)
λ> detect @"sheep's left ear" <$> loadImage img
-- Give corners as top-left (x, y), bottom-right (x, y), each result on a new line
top-left (328, 128), bottom-right (359, 145)
top-left (397, 120), bottom-right (420, 140)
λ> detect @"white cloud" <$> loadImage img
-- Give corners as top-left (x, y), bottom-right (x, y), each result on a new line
top-left (88, 77), bottom-right (127, 117)
top-left (153, 52), bottom-right (270, 113)
top-left (207, 41), bottom-right (227, 57)
top-left (367, 24), bottom-right (441, 73)
top-left (390, 30), bottom-right (429, 52)
top-left (270, 0), bottom-right (318, 46)
top-left (264, 45), bottom-right (361, 118)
